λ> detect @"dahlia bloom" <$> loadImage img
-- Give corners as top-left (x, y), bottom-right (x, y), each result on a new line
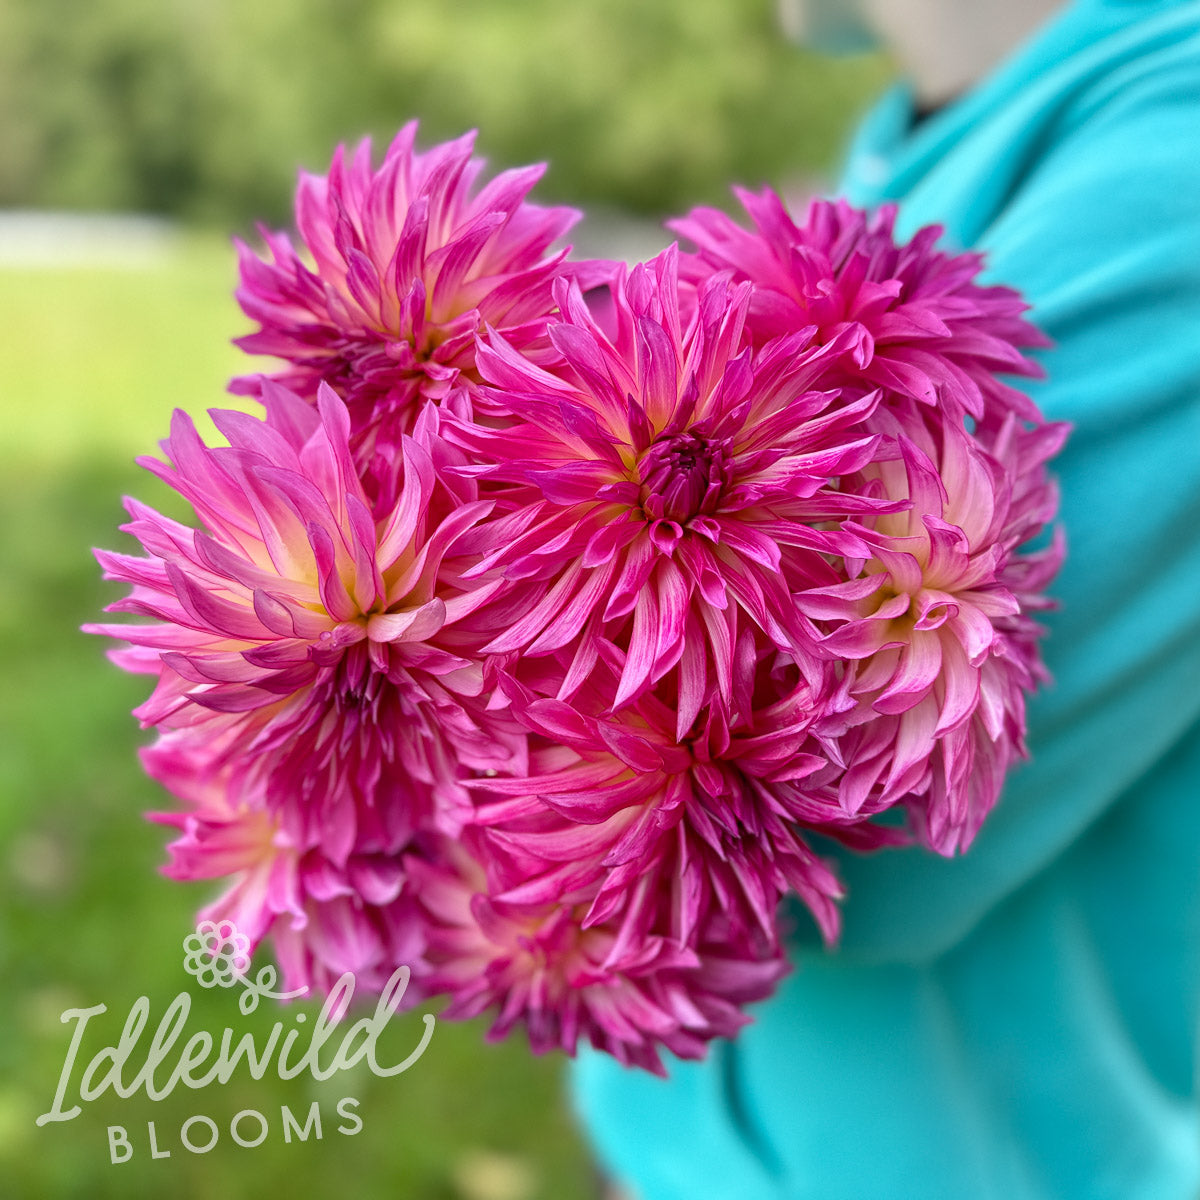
top-left (88, 383), bottom-right (517, 864)
top-left (231, 123), bottom-right (581, 487)
top-left (796, 409), bottom-right (1069, 852)
top-left (473, 657), bottom-right (856, 947)
top-left (448, 246), bottom-right (897, 719)
top-left (407, 833), bottom-right (787, 1075)
top-left (670, 192), bottom-right (1049, 430)
top-left (146, 734), bottom-right (426, 996)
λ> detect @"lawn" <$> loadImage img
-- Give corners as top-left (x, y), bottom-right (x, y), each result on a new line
top-left (0, 233), bottom-right (597, 1200)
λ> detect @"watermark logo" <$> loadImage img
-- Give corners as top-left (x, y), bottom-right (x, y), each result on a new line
top-left (181, 920), bottom-right (308, 1013)
top-left (36, 921), bottom-right (435, 1163)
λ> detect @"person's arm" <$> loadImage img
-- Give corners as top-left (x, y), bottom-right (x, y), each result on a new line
top-left (824, 54), bottom-right (1200, 964)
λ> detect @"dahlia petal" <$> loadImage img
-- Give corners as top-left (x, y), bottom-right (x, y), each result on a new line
top-left (165, 564), bottom-right (263, 640)
top-left (583, 518), bottom-right (648, 568)
top-left (874, 632), bottom-right (944, 715)
top-left (483, 561), bottom-right (584, 654)
top-left (613, 588), bottom-right (660, 709)
top-left (934, 635), bottom-right (981, 735)
top-left (252, 589), bottom-right (326, 639)
top-left (368, 599), bottom-right (447, 644)
top-left (602, 534), bottom-right (657, 622)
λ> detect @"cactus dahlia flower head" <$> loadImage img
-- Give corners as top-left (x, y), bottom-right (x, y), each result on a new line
top-left (448, 246), bottom-right (900, 721)
top-left (406, 832), bottom-right (789, 1075)
top-left (87, 383), bottom-right (520, 867)
top-left (796, 410), bottom-right (1068, 854)
top-left (91, 131), bottom-right (1068, 1073)
top-left (231, 123), bottom-right (581, 495)
top-left (670, 191), bottom-right (1051, 431)
top-left (144, 733), bottom-right (427, 997)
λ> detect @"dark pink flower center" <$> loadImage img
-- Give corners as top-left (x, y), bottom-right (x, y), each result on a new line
top-left (638, 432), bottom-right (732, 523)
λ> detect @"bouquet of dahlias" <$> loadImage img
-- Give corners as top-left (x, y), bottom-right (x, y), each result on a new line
top-left (89, 124), bottom-right (1067, 1073)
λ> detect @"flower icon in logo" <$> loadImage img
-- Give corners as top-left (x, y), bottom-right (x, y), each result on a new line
top-left (181, 919), bottom-right (310, 1012)
top-left (183, 919), bottom-right (252, 989)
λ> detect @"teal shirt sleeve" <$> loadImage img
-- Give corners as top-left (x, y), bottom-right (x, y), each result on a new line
top-left (572, 4), bottom-right (1200, 1197)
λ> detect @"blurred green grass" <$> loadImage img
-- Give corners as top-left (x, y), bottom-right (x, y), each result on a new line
top-left (0, 238), bottom-right (596, 1200)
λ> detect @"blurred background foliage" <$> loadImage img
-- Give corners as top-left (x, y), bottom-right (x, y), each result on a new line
top-left (0, 2), bottom-right (890, 1196)
top-left (0, 0), bottom-right (889, 226)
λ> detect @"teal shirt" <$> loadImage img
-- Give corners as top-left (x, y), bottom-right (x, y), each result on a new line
top-left (572, 2), bottom-right (1200, 1196)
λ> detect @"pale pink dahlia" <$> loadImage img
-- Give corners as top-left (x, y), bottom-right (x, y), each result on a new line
top-left (448, 246), bottom-right (896, 717)
top-left (670, 192), bottom-right (1049, 430)
top-left (88, 383), bottom-right (517, 863)
top-left (231, 123), bottom-right (581, 480)
top-left (145, 734), bottom-right (425, 996)
top-left (797, 409), bottom-right (1069, 853)
top-left (407, 833), bottom-right (787, 1074)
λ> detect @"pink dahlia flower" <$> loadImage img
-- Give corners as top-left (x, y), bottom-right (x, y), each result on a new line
top-left (145, 734), bottom-right (425, 996)
top-left (407, 833), bottom-right (787, 1075)
top-left (448, 246), bottom-right (896, 717)
top-left (467, 658), bottom-right (863, 953)
top-left (88, 383), bottom-right (517, 864)
top-left (231, 123), bottom-right (581, 487)
top-left (670, 192), bottom-right (1049, 430)
top-left (797, 409), bottom-right (1069, 852)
